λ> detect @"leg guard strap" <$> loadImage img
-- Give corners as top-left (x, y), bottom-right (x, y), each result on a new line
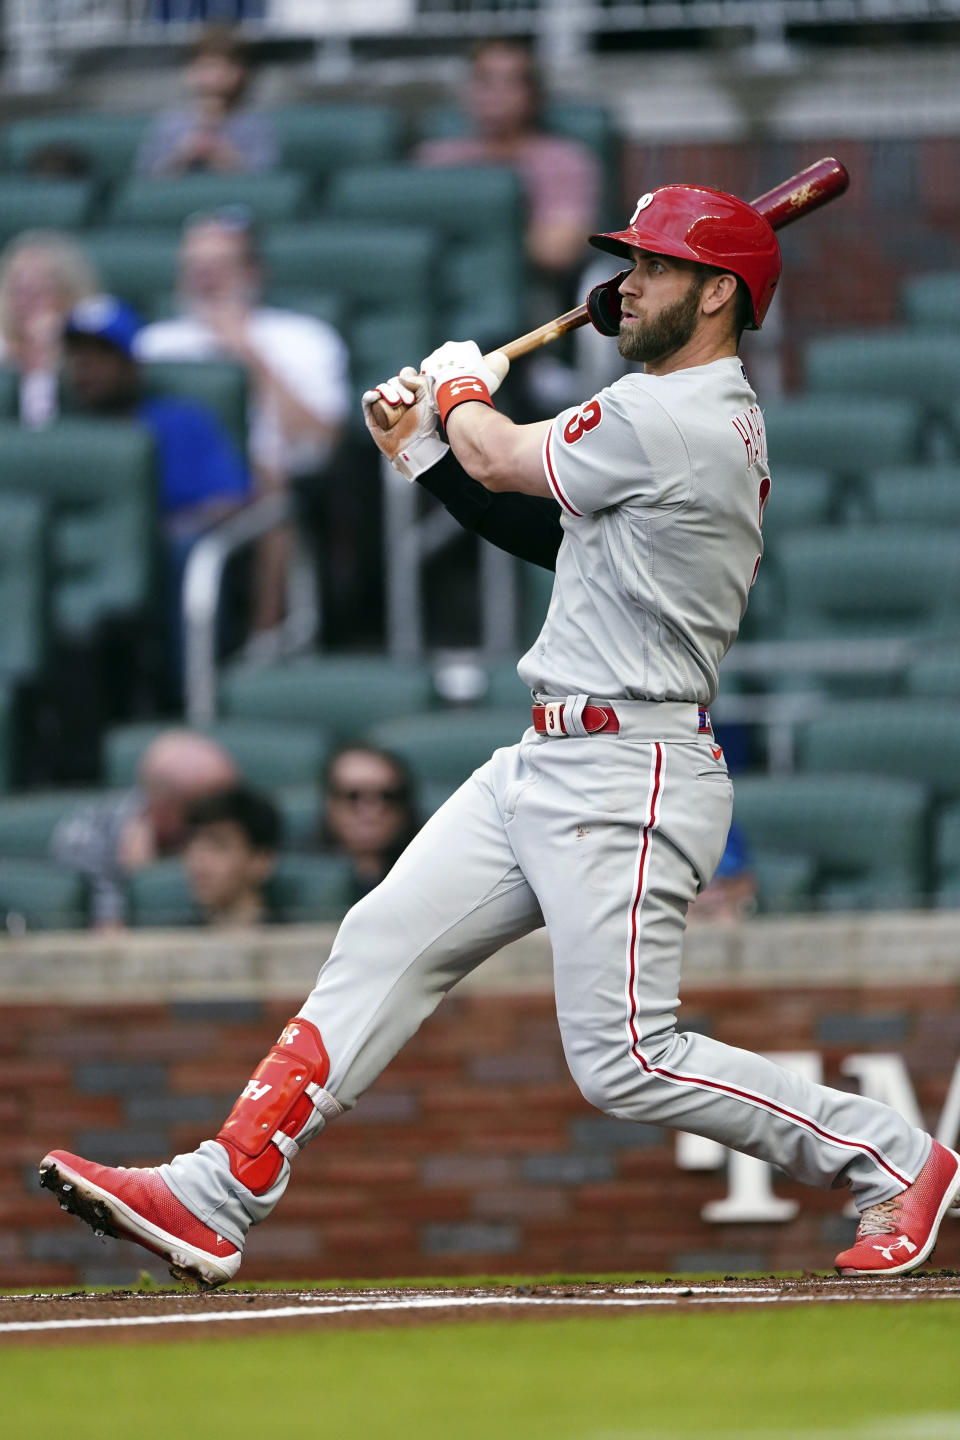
top-left (215, 1018), bottom-right (337, 1195)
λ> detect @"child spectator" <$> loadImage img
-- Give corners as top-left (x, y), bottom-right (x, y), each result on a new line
top-left (183, 784), bottom-right (281, 928)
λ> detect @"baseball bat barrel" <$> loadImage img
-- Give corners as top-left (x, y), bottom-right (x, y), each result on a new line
top-left (369, 156), bottom-right (849, 430)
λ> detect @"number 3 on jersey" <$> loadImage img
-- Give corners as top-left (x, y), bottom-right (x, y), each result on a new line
top-left (562, 399), bottom-right (602, 445)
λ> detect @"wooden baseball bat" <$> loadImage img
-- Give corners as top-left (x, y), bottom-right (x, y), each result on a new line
top-left (370, 155), bottom-right (849, 429)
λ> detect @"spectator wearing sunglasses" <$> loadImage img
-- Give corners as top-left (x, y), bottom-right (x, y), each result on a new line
top-left (319, 744), bottom-right (422, 900)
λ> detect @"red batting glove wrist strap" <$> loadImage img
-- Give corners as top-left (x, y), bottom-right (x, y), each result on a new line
top-left (435, 374), bottom-right (494, 428)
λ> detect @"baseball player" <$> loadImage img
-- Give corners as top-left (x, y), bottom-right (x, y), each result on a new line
top-left (40, 185), bottom-right (960, 1286)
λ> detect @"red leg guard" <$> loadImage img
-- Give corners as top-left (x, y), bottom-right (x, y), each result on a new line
top-left (215, 1018), bottom-right (331, 1195)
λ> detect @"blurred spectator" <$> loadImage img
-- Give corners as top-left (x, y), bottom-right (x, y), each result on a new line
top-left (183, 784), bottom-right (281, 927)
top-left (135, 210), bottom-right (350, 635)
top-left (52, 729), bottom-right (238, 928)
top-left (0, 231), bottom-right (100, 427)
top-left (414, 40), bottom-right (601, 300)
top-left (319, 743), bottom-right (422, 900)
top-left (63, 294), bottom-right (251, 695)
top-left (136, 23), bottom-right (276, 177)
top-left (688, 823), bottom-right (758, 926)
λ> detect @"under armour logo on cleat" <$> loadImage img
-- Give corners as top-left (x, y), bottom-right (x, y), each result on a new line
top-left (873, 1235), bottom-right (917, 1263)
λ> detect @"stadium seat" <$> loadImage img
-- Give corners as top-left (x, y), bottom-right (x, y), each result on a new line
top-left (274, 784), bottom-right (320, 851)
top-left (484, 662), bottom-right (534, 710)
top-left (0, 789), bottom-right (101, 858)
top-left (127, 852), bottom-right (355, 926)
top-left (263, 222), bottom-right (437, 318)
top-left (0, 491), bottom-right (48, 684)
top-left (762, 397), bottom-right (921, 473)
top-left (797, 701), bottom-right (960, 803)
top-left (108, 171), bottom-right (311, 229)
top-left (220, 655), bottom-right (435, 739)
top-left (752, 852), bottom-right (816, 915)
top-left (0, 177), bottom-right (97, 243)
top-left (142, 361), bottom-right (247, 452)
top-left (269, 104), bottom-right (400, 183)
top-left (348, 312), bottom-right (434, 404)
top-left (935, 804), bottom-right (960, 907)
top-left (103, 718), bottom-right (332, 791)
top-left (518, 560), bottom-right (556, 651)
top-left (0, 858), bottom-right (86, 931)
top-left (805, 332), bottom-right (960, 416)
top-left (863, 465), bottom-right (960, 525)
top-left (902, 272), bottom-right (960, 332)
top-left (906, 644), bottom-right (960, 699)
top-left (361, 708), bottom-right (530, 791)
top-left (327, 166), bottom-right (525, 348)
top-left (0, 421), bottom-right (156, 641)
top-left (731, 773), bottom-right (929, 911)
top-left (1, 112), bottom-right (150, 181)
top-left (758, 468), bottom-right (833, 547)
top-left (775, 528), bottom-right (960, 642)
top-left (81, 229), bottom-right (180, 318)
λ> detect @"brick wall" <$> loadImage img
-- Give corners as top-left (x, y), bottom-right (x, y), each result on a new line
top-left (4, 981), bottom-right (960, 1286)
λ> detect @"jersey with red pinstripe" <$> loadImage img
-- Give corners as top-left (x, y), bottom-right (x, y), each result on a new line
top-left (519, 356), bottom-right (767, 704)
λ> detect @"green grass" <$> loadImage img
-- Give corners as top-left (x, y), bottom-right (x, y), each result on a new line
top-left (2, 1303), bottom-right (958, 1439)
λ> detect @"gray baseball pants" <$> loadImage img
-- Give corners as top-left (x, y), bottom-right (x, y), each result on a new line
top-left (162, 701), bottom-right (930, 1249)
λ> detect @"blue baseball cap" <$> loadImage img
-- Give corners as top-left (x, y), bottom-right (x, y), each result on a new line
top-left (64, 295), bottom-right (142, 356)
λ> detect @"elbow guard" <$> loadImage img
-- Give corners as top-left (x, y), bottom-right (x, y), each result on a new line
top-left (215, 1018), bottom-right (340, 1195)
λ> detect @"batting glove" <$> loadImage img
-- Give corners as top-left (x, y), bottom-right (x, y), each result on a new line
top-left (362, 366), bottom-right (449, 483)
top-left (419, 340), bottom-right (508, 428)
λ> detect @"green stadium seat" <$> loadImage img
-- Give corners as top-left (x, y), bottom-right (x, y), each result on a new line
top-left (935, 803), bottom-right (960, 906)
top-left (1, 113), bottom-right (150, 181)
top-left (906, 645), bottom-right (960, 699)
top-left (797, 701), bottom-right (960, 803)
top-left (760, 468), bottom-right (833, 546)
top-left (127, 851), bottom-right (355, 927)
top-left (732, 773), bottom-right (929, 911)
top-left (902, 272), bottom-right (960, 332)
top-left (263, 223), bottom-right (437, 317)
top-left (361, 707), bottom-right (529, 791)
top-left (103, 718), bottom-right (332, 791)
top-left (0, 858), bottom-right (86, 930)
top-left (142, 360), bottom-right (247, 452)
top-left (348, 312), bottom-right (434, 404)
top-left (863, 465), bottom-right (960, 525)
top-left (775, 528), bottom-right (960, 642)
top-left (327, 166), bottom-right (525, 348)
top-left (518, 560), bottom-right (555, 650)
top-left (0, 178), bottom-right (97, 243)
top-left (220, 655), bottom-right (435, 740)
top-left (0, 491), bottom-right (48, 684)
top-left (752, 852), bottom-right (816, 915)
top-left (0, 788), bottom-right (102, 858)
top-left (269, 104), bottom-right (399, 183)
top-left (762, 398), bottom-right (921, 473)
top-left (108, 171), bottom-right (311, 229)
top-left (0, 366), bottom-right (20, 419)
top-left (805, 332), bottom-right (960, 414)
top-left (484, 662), bottom-right (534, 709)
top-left (81, 229), bottom-right (180, 317)
top-left (0, 421), bottom-right (156, 640)
top-left (0, 683), bottom-right (13, 792)
top-left (274, 784), bottom-right (320, 851)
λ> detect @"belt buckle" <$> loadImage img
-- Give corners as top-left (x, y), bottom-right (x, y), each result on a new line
top-left (543, 701), bottom-right (565, 736)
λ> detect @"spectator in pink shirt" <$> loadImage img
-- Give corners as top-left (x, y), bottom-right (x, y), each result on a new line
top-left (415, 40), bottom-right (601, 298)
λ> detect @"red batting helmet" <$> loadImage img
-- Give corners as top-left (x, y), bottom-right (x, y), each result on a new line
top-left (589, 185), bottom-right (781, 329)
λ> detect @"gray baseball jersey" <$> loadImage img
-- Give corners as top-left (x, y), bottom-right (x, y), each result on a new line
top-left (519, 356), bottom-right (769, 704)
top-left (159, 356), bottom-right (930, 1258)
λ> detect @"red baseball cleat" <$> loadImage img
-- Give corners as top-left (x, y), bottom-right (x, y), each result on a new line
top-left (39, 1149), bottom-right (241, 1290)
top-left (835, 1140), bottom-right (960, 1277)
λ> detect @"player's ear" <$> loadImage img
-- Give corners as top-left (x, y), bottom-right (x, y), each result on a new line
top-left (701, 271), bottom-right (739, 318)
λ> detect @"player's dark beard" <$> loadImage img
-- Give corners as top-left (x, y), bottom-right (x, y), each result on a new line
top-left (617, 276), bottom-right (705, 365)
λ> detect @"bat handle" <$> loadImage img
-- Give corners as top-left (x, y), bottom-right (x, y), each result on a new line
top-left (369, 303), bottom-right (591, 432)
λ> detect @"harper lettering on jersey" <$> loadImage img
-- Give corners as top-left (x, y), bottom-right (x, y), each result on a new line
top-left (731, 404), bottom-right (767, 467)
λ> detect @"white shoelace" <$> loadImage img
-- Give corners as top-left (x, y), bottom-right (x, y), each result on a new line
top-left (855, 1196), bottom-right (900, 1237)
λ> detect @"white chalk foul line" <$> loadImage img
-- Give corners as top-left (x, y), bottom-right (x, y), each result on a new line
top-left (2, 1286), bottom-right (959, 1335)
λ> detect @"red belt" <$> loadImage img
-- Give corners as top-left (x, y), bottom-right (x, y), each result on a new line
top-left (532, 702), bottom-right (620, 737)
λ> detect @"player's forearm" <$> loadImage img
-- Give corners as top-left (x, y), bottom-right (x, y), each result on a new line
top-left (445, 403), bottom-right (550, 497)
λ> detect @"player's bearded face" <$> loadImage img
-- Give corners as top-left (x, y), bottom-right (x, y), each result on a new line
top-left (617, 274), bottom-right (705, 364)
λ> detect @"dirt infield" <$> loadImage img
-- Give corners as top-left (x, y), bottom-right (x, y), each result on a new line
top-left (2, 1273), bottom-right (959, 1345)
